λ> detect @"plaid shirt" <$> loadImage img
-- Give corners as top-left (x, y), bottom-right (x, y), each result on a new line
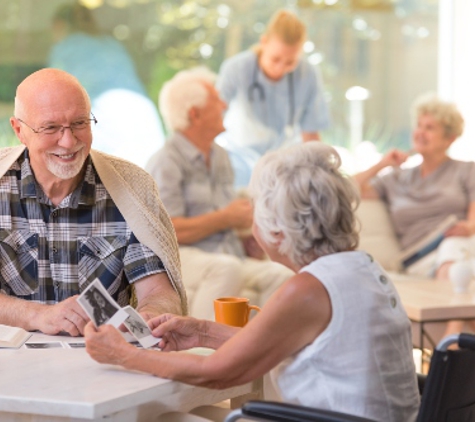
top-left (0, 151), bottom-right (165, 306)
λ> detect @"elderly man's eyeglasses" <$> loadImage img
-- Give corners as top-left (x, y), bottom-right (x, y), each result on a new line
top-left (16, 114), bottom-right (97, 136)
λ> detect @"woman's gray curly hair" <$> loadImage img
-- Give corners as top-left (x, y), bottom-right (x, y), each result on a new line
top-left (249, 142), bottom-right (360, 267)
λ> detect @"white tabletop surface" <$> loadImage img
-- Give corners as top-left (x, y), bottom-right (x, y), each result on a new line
top-left (392, 275), bottom-right (475, 322)
top-left (0, 333), bottom-right (260, 422)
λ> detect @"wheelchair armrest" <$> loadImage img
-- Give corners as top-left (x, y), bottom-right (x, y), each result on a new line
top-left (459, 332), bottom-right (475, 351)
top-left (226, 400), bottom-right (378, 422)
top-left (417, 373), bottom-right (427, 396)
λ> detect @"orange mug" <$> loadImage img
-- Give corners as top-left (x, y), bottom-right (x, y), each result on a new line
top-left (214, 297), bottom-right (261, 327)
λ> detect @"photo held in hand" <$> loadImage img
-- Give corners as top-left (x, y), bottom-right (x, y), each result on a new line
top-left (77, 279), bottom-right (160, 348)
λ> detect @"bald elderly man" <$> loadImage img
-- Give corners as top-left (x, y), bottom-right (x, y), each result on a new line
top-left (1, 68), bottom-right (186, 336)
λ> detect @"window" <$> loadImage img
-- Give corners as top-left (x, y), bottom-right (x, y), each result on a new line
top-left (0, 0), bottom-right (439, 169)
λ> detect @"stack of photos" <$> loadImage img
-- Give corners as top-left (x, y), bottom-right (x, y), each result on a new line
top-left (77, 279), bottom-right (160, 348)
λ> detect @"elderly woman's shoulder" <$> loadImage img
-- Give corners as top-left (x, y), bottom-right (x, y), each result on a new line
top-left (452, 158), bottom-right (475, 166)
top-left (448, 158), bottom-right (475, 172)
top-left (278, 271), bottom-right (332, 328)
top-left (278, 271), bottom-right (327, 304)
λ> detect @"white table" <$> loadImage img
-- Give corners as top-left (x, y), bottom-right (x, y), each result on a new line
top-left (0, 333), bottom-right (262, 421)
top-left (393, 275), bottom-right (475, 350)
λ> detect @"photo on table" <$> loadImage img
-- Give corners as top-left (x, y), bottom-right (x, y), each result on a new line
top-left (67, 342), bottom-right (86, 348)
top-left (25, 342), bottom-right (63, 349)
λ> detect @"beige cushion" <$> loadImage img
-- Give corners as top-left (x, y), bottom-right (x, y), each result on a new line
top-left (356, 200), bottom-right (402, 272)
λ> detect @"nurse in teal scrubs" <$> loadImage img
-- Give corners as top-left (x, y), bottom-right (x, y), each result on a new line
top-left (216, 9), bottom-right (330, 187)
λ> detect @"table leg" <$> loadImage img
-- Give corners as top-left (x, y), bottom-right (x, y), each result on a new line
top-left (230, 378), bottom-right (264, 409)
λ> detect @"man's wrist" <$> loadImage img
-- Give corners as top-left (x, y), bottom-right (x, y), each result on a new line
top-left (12, 299), bottom-right (45, 331)
top-left (27, 303), bottom-right (41, 328)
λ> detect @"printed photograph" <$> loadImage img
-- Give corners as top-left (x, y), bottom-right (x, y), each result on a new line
top-left (128, 340), bottom-right (144, 349)
top-left (123, 306), bottom-right (151, 340)
top-left (123, 306), bottom-right (161, 349)
top-left (67, 342), bottom-right (86, 349)
top-left (25, 342), bottom-right (63, 349)
top-left (77, 279), bottom-right (120, 327)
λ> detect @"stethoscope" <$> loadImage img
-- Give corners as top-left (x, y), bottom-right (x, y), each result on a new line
top-left (247, 56), bottom-right (295, 126)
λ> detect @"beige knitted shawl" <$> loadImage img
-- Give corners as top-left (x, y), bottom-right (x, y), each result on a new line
top-left (0, 145), bottom-right (187, 315)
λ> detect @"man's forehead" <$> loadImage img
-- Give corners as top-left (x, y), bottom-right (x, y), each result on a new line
top-left (23, 98), bottom-right (89, 121)
top-left (17, 69), bottom-right (89, 113)
top-left (19, 68), bottom-right (77, 87)
top-left (18, 85), bottom-right (89, 120)
top-left (20, 80), bottom-right (81, 101)
top-left (37, 112), bottom-right (91, 125)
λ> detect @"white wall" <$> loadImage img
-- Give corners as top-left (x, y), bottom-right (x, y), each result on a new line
top-left (440, 0), bottom-right (475, 160)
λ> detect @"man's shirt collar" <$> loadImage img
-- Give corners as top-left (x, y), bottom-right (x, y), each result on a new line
top-left (174, 132), bottom-right (215, 164)
top-left (20, 150), bottom-right (97, 207)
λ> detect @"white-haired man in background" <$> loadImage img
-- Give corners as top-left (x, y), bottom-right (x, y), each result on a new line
top-left (146, 67), bottom-right (293, 320)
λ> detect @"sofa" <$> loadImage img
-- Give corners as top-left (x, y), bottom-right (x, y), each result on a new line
top-left (356, 199), bottom-right (403, 272)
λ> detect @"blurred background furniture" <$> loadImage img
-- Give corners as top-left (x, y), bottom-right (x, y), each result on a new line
top-left (356, 199), bottom-right (402, 273)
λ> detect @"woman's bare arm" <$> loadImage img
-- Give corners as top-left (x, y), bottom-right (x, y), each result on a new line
top-left (85, 272), bottom-right (331, 389)
top-left (353, 149), bottom-right (409, 199)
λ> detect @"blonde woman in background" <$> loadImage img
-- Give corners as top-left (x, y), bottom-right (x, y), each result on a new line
top-left (355, 95), bottom-right (474, 337)
top-left (216, 9), bottom-right (330, 188)
top-left (355, 95), bottom-right (472, 279)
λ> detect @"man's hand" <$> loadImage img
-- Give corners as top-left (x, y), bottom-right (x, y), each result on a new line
top-left (148, 313), bottom-right (206, 352)
top-left (137, 311), bottom-right (156, 322)
top-left (36, 296), bottom-right (90, 336)
top-left (222, 198), bottom-right (253, 230)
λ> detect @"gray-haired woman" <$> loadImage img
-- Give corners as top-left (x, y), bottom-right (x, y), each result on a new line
top-left (354, 94), bottom-right (472, 280)
top-left (355, 94), bottom-right (475, 339)
top-left (85, 142), bottom-right (419, 422)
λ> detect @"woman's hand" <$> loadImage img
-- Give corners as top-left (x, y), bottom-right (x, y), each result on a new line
top-left (148, 314), bottom-right (207, 352)
top-left (84, 321), bottom-right (137, 365)
top-left (354, 149), bottom-right (410, 199)
top-left (380, 149), bottom-right (410, 168)
top-left (445, 220), bottom-right (475, 237)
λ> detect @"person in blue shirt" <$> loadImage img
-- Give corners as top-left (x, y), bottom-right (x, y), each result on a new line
top-left (216, 9), bottom-right (330, 188)
top-left (49, 3), bottom-right (165, 168)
